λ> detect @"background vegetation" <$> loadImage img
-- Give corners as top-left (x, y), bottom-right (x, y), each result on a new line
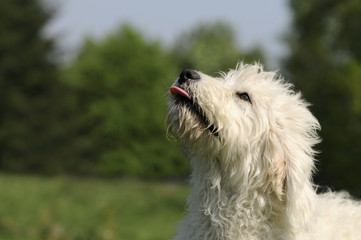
top-left (284, 0), bottom-right (361, 194)
top-left (0, 0), bottom-right (360, 239)
top-left (0, 174), bottom-right (188, 240)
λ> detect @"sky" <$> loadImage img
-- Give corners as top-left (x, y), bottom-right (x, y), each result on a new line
top-left (44, 0), bottom-right (291, 68)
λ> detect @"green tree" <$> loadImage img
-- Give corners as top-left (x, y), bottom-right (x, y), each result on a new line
top-left (63, 22), bottom-right (267, 179)
top-left (0, 0), bottom-right (74, 173)
top-left (284, 0), bottom-right (361, 195)
top-left (63, 25), bottom-right (187, 178)
top-left (172, 21), bottom-right (264, 75)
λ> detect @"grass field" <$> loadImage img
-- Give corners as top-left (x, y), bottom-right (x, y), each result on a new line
top-left (0, 174), bottom-right (189, 240)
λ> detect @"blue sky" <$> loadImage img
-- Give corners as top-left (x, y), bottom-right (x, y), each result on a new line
top-left (44, 0), bottom-right (291, 67)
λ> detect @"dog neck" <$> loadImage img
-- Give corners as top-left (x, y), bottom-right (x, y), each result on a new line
top-left (178, 154), bottom-right (284, 240)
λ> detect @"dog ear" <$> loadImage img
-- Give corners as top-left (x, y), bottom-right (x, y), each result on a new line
top-left (267, 130), bottom-right (317, 228)
top-left (266, 132), bottom-right (287, 199)
top-left (281, 136), bottom-right (317, 229)
top-left (269, 112), bottom-right (320, 229)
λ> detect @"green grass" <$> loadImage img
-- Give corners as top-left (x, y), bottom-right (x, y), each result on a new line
top-left (0, 174), bottom-right (189, 240)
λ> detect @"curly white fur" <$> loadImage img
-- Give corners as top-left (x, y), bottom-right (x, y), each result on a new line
top-left (167, 63), bottom-right (361, 240)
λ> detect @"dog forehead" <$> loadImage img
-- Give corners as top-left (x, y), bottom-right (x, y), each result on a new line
top-left (198, 67), bottom-right (287, 99)
top-left (225, 69), bottom-right (284, 89)
top-left (224, 72), bottom-right (270, 92)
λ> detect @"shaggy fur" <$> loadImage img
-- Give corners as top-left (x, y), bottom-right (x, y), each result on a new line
top-left (167, 63), bottom-right (361, 240)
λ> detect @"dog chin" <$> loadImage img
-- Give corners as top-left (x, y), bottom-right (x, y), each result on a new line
top-left (169, 86), bottom-right (219, 137)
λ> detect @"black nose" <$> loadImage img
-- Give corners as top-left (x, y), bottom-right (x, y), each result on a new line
top-left (178, 69), bottom-right (200, 85)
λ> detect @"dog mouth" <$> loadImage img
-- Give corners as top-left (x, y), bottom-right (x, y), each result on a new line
top-left (169, 86), bottom-right (218, 136)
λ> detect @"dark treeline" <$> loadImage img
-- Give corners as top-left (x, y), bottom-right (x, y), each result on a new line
top-left (0, 0), bottom-right (360, 196)
top-left (284, 0), bottom-right (361, 196)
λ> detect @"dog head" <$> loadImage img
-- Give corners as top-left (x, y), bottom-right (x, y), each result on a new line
top-left (167, 63), bottom-right (320, 227)
top-left (167, 63), bottom-right (319, 154)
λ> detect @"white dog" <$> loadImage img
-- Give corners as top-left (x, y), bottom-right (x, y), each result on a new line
top-left (167, 63), bottom-right (361, 240)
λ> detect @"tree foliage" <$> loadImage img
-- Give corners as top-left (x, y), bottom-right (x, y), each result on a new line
top-left (63, 22), bottom-right (265, 178)
top-left (172, 21), bottom-right (264, 75)
top-left (0, 0), bottom-right (75, 173)
top-left (4, 0), bottom-right (360, 188)
top-left (284, 0), bottom-right (361, 195)
top-left (63, 26), bottom-right (187, 178)
top-left (0, 1), bottom-right (266, 179)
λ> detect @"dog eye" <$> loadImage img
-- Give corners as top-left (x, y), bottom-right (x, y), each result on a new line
top-left (236, 92), bottom-right (251, 103)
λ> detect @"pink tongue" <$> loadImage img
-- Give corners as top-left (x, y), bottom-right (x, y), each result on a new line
top-left (169, 86), bottom-right (191, 99)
